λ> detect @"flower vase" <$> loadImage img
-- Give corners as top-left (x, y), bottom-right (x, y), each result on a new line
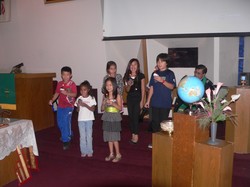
top-left (207, 122), bottom-right (219, 145)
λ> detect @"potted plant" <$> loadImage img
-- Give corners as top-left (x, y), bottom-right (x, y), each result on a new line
top-left (196, 82), bottom-right (241, 145)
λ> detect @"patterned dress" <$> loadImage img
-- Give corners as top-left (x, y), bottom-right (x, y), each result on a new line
top-left (101, 100), bottom-right (122, 142)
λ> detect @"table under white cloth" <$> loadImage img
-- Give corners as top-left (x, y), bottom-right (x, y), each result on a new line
top-left (0, 119), bottom-right (39, 160)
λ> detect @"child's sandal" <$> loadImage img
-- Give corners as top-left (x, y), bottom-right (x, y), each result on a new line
top-left (112, 154), bottom-right (122, 163)
top-left (105, 153), bottom-right (115, 161)
top-left (81, 154), bottom-right (86, 157)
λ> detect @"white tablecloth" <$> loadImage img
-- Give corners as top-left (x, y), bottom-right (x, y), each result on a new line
top-left (0, 119), bottom-right (39, 160)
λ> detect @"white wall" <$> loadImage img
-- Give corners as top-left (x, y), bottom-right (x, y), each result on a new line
top-left (104, 40), bottom-right (142, 76)
top-left (146, 37), bottom-right (250, 87)
top-left (0, 0), bottom-right (106, 112)
top-left (146, 38), bottom-right (215, 85)
top-left (219, 38), bottom-right (239, 86)
top-left (110, 37), bottom-right (249, 87)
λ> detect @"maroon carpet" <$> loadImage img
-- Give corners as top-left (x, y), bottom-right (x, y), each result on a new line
top-left (232, 153), bottom-right (250, 187)
top-left (4, 114), bottom-right (250, 187)
top-left (5, 114), bottom-right (152, 187)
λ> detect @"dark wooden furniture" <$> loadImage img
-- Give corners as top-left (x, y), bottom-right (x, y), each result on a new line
top-left (171, 113), bottom-right (209, 186)
top-left (194, 141), bottom-right (233, 187)
top-left (226, 86), bottom-right (250, 153)
top-left (152, 132), bottom-right (173, 187)
top-left (0, 119), bottom-right (38, 186)
top-left (152, 113), bottom-right (234, 187)
top-left (0, 73), bottom-right (56, 131)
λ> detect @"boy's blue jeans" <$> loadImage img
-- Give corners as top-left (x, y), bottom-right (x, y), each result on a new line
top-left (57, 107), bottom-right (73, 143)
top-left (78, 120), bottom-right (93, 155)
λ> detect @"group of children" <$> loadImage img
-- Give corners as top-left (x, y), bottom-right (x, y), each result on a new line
top-left (49, 53), bottom-right (177, 163)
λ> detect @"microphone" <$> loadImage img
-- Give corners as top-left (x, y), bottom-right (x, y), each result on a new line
top-left (10, 63), bottom-right (24, 74)
top-left (13, 63), bottom-right (24, 68)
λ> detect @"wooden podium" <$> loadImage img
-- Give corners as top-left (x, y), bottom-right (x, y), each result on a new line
top-left (226, 86), bottom-right (250, 153)
top-left (152, 132), bottom-right (173, 187)
top-left (152, 113), bottom-right (234, 187)
top-left (0, 73), bottom-right (56, 131)
top-left (194, 140), bottom-right (233, 187)
top-left (172, 113), bottom-right (209, 187)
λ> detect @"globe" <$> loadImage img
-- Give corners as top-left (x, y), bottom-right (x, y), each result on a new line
top-left (177, 76), bottom-right (205, 104)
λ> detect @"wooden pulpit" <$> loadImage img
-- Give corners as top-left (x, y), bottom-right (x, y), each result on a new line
top-left (226, 86), bottom-right (250, 153)
top-left (172, 113), bottom-right (209, 186)
top-left (152, 112), bottom-right (234, 187)
top-left (152, 132), bottom-right (173, 187)
top-left (152, 113), bottom-right (209, 187)
top-left (0, 73), bottom-right (56, 131)
top-left (194, 140), bottom-right (233, 187)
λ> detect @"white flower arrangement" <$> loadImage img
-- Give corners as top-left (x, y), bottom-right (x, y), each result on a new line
top-left (196, 82), bottom-right (240, 129)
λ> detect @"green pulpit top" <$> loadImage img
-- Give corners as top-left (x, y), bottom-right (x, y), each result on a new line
top-left (0, 74), bottom-right (16, 104)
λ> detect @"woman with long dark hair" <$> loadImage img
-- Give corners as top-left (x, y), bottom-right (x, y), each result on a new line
top-left (123, 58), bottom-right (145, 144)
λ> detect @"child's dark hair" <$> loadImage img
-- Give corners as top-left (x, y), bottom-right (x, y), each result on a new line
top-left (79, 80), bottom-right (93, 98)
top-left (195, 64), bottom-right (207, 74)
top-left (104, 77), bottom-right (118, 99)
top-left (123, 58), bottom-right (141, 82)
top-left (61, 66), bottom-right (72, 74)
top-left (156, 53), bottom-right (170, 64)
top-left (106, 61), bottom-right (117, 74)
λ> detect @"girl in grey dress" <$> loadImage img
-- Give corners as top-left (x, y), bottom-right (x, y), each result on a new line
top-left (101, 77), bottom-right (122, 163)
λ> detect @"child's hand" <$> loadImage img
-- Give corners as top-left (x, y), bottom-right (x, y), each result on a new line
top-left (78, 99), bottom-right (88, 108)
top-left (61, 89), bottom-right (68, 95)
top-left (81, 102), bottom-right (88, 108)
top-left (144, 102), bottom-right (150, 108)
top-left (106, 99), bottom-right (113, 105)
top-left (76, 99), bottom-right (81, 107)
top-left (127, 79), bottom-right (134, 86)
top-left (154, 75), bottom-right (163, 83)
top-left (49, 100), bottom-right (53, 105)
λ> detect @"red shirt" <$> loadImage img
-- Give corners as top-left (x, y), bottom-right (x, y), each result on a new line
top-left (56, 80), bottom-right (77, 108)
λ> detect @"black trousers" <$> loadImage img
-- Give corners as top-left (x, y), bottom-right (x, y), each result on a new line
top-left (150, 107), bottom-right (171, 133)
top-left (127, 98), bottom-right (141, 135)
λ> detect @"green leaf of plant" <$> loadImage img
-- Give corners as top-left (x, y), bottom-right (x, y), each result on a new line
top-left (215, 114), bottom-right (226, 122)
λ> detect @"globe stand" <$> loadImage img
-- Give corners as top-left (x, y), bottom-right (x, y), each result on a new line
top-left (186, 104), bottom-right (194, 116)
